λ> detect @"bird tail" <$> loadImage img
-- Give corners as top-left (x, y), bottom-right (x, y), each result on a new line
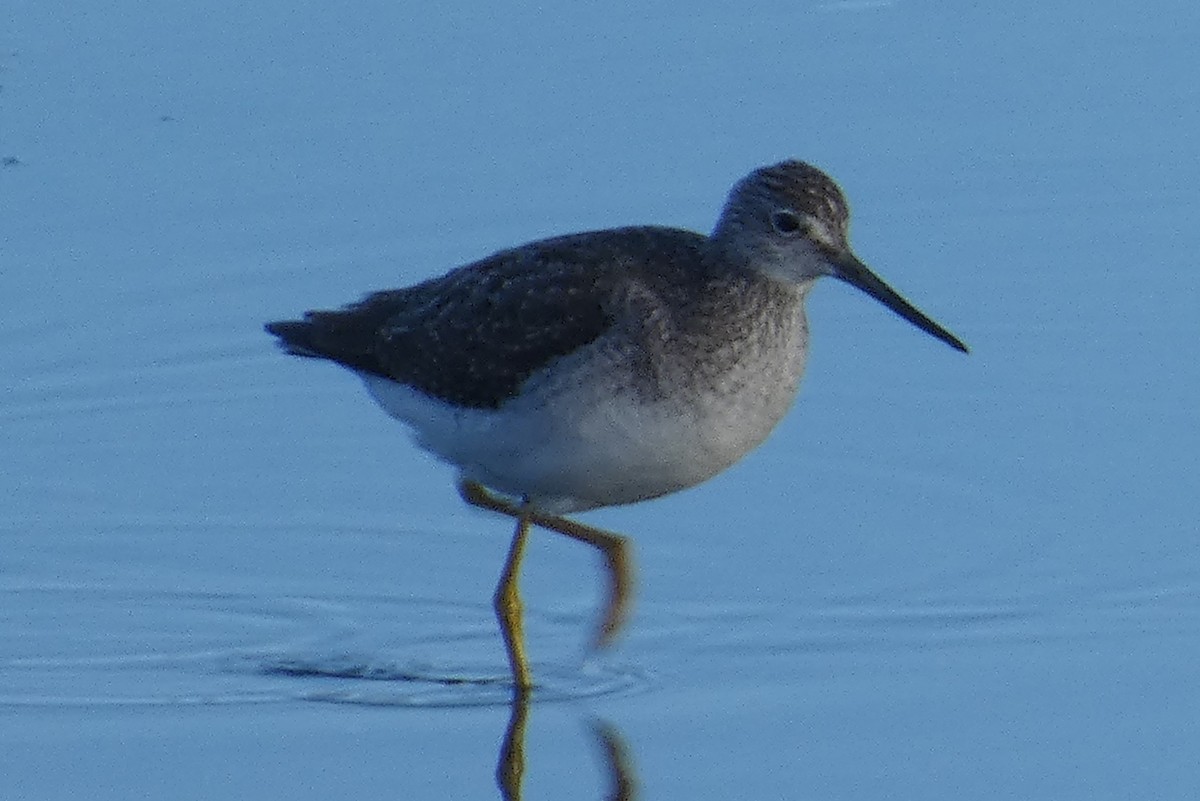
top-left (264, 313), bottom-right (388, 378)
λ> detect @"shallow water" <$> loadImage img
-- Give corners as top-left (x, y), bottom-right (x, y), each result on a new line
top-left (4, 1), bottom-right (1200, 798)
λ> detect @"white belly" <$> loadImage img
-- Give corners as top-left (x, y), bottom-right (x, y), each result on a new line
top-left (361, 331), bottom-right (807, 513)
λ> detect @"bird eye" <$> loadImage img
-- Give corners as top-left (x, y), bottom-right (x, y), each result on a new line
top-left (770, 210), bottom-right (804, 235)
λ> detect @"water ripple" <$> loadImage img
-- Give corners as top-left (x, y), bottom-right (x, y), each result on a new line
top-left (0, 580), bottom-right (649, 710)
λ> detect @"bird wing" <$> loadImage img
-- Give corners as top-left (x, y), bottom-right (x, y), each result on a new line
top-left (265, 226), bottom-right (708, 409)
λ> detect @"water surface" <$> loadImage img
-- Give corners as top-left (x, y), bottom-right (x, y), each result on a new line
top-left (4, 1), bottom-right (1199, 798)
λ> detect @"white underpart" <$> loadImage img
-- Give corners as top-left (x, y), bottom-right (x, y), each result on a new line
top-left (361, 316), bottom-right (808, 515)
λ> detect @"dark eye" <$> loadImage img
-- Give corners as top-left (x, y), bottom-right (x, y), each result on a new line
top-left (770, 210), bottom-right (804, 235)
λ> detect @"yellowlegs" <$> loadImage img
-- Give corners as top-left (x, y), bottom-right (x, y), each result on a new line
top-left (265, 160), bottom-right (967, 690)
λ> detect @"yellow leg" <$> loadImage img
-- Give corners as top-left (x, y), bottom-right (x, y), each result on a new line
top-left (494, 511), bottom-right (533, 690)
top-left (458, 480), bottom-right (635, 650)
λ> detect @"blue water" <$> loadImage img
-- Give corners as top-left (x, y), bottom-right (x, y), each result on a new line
top-left (4, 1), bottom-right (1199, 798)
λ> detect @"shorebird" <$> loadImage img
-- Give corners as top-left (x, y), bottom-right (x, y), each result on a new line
top-left (265, 160), bottom-right (967, 690)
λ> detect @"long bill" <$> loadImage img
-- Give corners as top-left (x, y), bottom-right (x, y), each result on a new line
top-left (831, 252), bottom-right (969, 353)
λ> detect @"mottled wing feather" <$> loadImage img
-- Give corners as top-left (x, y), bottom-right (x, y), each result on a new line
top-left (373, 238), bottom-right (616, 408)
top-left (266, 227), bottom-right (710, 410)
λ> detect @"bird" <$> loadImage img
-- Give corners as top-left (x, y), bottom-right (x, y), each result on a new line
top-left (265, 160), bottom-right (968, 691)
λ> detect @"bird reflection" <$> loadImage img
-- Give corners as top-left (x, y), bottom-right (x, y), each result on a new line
top-left (497, 689), bottom-right (637, 801)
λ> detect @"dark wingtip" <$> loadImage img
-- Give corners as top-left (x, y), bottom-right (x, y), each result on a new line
top-left (264, 319), bottom-right (295, 338)
top-left (264, 319), bottom-right (320, 357)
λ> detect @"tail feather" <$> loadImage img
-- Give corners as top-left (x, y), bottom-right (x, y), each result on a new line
top-left (264, 320), bottom-right (320, 357)
top-left (264, 316), bottom-right (389, 377)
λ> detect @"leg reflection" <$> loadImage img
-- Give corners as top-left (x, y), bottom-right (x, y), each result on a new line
top-left (592, 720), bottom-right (637, 801)
top-left (496, 688), bottom-right (530, 801)
top-left (496, 691), bottom-right (637, 801)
